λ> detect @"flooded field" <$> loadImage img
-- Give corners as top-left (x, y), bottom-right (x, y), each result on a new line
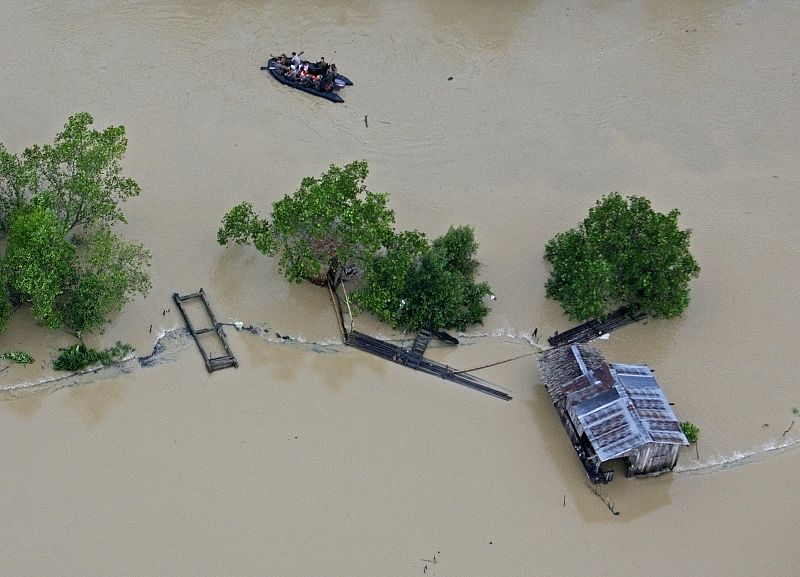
top-left (1, 1), bottom-right (799, 576)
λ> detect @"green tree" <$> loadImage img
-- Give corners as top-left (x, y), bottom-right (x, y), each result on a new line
top-left (0, 113), bottom-right (151, 336)
top-left (353, 226), bottom-right (492, 332)
top-left (0, 143), bottom-right (35, 228)
top-left (3, 203), bottom-right (75, 329)
top-left (544, 193), bottom-right (700, 321)
top-left (61, 227), bottom-right (152, 335)
top-left (22, 112), bottom-right (140, 231)
top-left (0, 267), bottom-right (12, 334)
top-left (350, 230), bottom-right (429, 328)
top-left (218, 161), bottom-right (395, 284)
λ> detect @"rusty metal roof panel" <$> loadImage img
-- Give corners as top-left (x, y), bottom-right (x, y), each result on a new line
top-left (561, 374), bottom-right (593, 396)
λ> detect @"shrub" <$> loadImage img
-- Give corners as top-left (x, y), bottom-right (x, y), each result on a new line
top-left (53, 341), bottom-right (134, 371)
top-left (1, 351), bottom-right (34, 364)
top-left (680, 421), bottom-right (700, 444)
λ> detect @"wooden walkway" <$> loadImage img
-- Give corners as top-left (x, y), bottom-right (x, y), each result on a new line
top-left (346, 330), bottom-right (512, 401)
top-left (548, 306), bottom-right (646, 347)
top-left (325, 273), bottom-right (510, 400)
top-left (173, 288), bottom-right (238, 372)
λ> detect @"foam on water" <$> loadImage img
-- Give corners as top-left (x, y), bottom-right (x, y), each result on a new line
top-left (675, 436), bottom-right (800, 475)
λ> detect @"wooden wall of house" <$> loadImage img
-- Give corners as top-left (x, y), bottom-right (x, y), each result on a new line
top-left (555, 402), bottom-right (582, 446)
top-left (625, 443), bottom-right (681, 476)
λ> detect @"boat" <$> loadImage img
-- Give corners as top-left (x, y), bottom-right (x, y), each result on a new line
top-left (431, 330), bottom-right (459, 345)
top-left (260, 56), bottom-right (353, 103)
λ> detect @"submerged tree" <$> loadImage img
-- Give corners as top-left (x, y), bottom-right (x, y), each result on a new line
top-left (544, 192), bottom-right (700, 321)
top-left (60, 227), bottom-right (152, 335)
top-left (0, 112), bottom-right (140, 232)
top-left (3, 203), bottom-right (75, 329)
top-left (0, 113), bottom-right (151, 336)
top-left (353, 225), bottom-right (492, 332)
top-left (218, 160), bottom-right (395, 284)
top-left (218, 161), bottom-right (493, 332)
top-left (0, 267), bottom-right (10, 335)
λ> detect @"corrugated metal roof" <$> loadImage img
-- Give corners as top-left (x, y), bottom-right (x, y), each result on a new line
top-left (613, 363), bottom-right (688, 446)
top-left (578, 397), bottom-right (650, 461)
top-left (541, 346), bottom-right (688, 462)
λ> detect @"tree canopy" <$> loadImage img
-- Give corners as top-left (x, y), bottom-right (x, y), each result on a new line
top-left (218, 161), bottom-right (493, 332)
top-left (0, 112), bottom-right (140, 232)
top-left (218, 160), bottom-right (394, 284)
top-left (0, 113), bottom-right (151, 336)
top-left (544, 192), bottom-right (700, 321)
top-left (352, 225), bottom-right (492, 332)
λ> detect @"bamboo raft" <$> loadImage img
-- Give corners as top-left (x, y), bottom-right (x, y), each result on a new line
top-left (548, 306), bottom-right (646, 347)
top-left (173, 288), bottom-right (238, 372)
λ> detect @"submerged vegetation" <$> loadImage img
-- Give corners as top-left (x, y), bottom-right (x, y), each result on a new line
top-left (218, 160), bottom-right (394, 285)
top-left (544, 193), bottom-right (700, 321)
top-left (0, 351), bottom-right (34, 364)
top-left (218, 161), bottom-right (493, 332)
top-left (0, 113), bottom-right (151, 337)
top-left (52, 341), bottom-right (134, 372)
top-left (352, 225), bottom-right (491, 332)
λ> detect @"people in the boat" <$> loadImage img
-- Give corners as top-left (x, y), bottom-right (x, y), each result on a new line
top-left (320, 65), bottom-right (336, 92)
top-left (275, 51), bottom-right (339, 92)
top-left (319, 68), bottom-right (333, 92)
top-left (272, 53), bottom-right (290, 74)
top-left (309, 57), bottom-right (328, 76)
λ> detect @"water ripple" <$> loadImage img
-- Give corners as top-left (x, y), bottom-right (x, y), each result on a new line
top-left (675, 437), bottom-right (800, 475)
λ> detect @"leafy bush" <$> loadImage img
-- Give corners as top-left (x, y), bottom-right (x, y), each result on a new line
top-left (53, 341), bottom-right (134, 371)
top-left (680, 421), bottom-right (700, 444)
top-left (1, 351), bottom-right (34, 364)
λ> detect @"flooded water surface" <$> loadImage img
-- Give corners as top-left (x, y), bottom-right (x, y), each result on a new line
top-left (1, 1), bottom-right (799, 576)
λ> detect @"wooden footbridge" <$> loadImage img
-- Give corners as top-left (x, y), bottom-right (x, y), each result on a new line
top-left (173, 288), bottom-right (238, 372)
top-left (345, 330), bottom-right (512, 401)
top-left (548, 306), bottom-right (646, 347)
top-left (324, 271), bottom-right (512, 401)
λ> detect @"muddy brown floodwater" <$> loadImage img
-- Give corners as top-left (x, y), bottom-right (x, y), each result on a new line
top-left (1, 2), bottom-right (799, 576)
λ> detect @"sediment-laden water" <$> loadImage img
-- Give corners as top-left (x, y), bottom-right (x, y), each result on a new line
top-left (1, 2), bottom-right (799, 576)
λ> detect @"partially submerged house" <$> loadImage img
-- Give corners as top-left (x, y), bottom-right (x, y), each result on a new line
top-left (538, 343), bottom-right (688, 483)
